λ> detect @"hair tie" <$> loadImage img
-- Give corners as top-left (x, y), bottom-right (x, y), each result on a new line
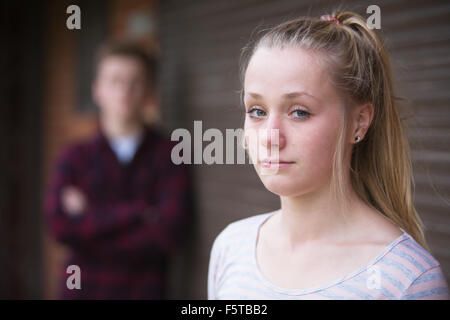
top-left (320, 15), bottom-right (341, 25)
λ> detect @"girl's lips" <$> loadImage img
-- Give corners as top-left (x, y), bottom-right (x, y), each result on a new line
top-left (260, 161), bottom-right (295, 169)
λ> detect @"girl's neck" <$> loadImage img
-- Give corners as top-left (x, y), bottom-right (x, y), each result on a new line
top-left (278, 182), bottom-right (364, 249)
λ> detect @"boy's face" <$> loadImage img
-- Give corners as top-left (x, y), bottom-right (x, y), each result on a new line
top-left (93, 55), bottom-right (149, 121)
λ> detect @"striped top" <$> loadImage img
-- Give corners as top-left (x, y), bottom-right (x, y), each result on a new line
top-left (208, 211), bottom-right (450, 300)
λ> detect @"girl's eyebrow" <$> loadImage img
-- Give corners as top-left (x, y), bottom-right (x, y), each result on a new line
top-left (245, 92), bottom-right (263, 99)
top-left (283, 91), bottom-right (320, 102)
top-left (245, 91), bottom-right (320, 102)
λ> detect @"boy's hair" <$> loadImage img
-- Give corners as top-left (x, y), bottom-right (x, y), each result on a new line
top-left (95, 40), bottom-right (158, 89)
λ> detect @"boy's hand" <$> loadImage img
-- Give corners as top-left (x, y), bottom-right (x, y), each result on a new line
top-left (61, 186), bottom-right (87, 217)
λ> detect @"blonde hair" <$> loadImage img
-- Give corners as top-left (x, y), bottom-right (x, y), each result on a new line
top-left (240, 11), bottom-right (429, 249)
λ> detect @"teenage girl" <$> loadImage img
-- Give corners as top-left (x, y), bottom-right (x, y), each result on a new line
top-left (208, 11), bottom-right (449, 300)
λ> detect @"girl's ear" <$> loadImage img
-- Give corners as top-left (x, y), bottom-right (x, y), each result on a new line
top-left (351, 102), bottom-right (374, 143)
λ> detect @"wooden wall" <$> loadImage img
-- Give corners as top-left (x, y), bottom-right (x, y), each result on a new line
top-left (159, 0), bottom-right (450, 298)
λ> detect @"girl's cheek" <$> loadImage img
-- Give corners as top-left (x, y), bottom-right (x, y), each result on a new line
top-left (300, 123), bottom-right (337, 162)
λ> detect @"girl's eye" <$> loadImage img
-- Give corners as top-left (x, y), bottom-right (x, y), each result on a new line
top-left (246, 108), bottom-right (266, 118)
top-left (291, 109), bottom-right (310, 119)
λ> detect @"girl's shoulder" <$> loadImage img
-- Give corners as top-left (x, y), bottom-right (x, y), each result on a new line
top-left (379, 230), bottom-right (441, 273)
top-left (373, 231), bottom-right (449, 299)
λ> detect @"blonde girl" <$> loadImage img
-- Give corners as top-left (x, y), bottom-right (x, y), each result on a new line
top-left (207, 11), bottom-right (449, 300)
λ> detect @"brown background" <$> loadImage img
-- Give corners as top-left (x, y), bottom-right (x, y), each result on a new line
top-left (1, 0), bottom-right (449, 299)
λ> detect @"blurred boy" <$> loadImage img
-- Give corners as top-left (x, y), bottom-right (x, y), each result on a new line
top-left (44, 41), bottom-right (191, 299)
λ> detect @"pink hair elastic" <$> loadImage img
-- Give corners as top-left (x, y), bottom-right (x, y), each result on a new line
top-left (320, 15), bottom-right (341, 25)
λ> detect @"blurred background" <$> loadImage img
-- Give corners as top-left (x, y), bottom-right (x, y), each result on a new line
top-left (1, 0), bottom-right (449, 299)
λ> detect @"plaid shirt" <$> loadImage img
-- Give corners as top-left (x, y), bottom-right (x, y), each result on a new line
top-left (44, 125), bottom-right (191, 299)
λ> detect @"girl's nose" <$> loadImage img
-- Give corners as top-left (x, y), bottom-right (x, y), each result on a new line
top-left (261, 116), bottom-right (286, 150)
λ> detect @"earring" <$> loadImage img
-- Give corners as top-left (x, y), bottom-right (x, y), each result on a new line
top-left (354, 136), bottom-right (361, 143)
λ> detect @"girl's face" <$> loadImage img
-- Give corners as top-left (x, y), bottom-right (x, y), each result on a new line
top-left (243, 47), bottom-right (345, 197)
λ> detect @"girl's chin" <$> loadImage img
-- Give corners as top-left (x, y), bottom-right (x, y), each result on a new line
top-left (260, 178), bottom-right (305, 197)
